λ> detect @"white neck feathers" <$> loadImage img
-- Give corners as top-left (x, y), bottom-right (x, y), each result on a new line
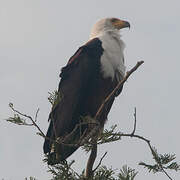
top-left (91, 31), bottom-right (126, 79)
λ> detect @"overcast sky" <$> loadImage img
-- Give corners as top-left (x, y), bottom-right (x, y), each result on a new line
top-left (0, 0), bottom-right (180, 179)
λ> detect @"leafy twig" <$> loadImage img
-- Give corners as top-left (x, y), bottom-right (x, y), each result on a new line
top-left (118, 165), bottom-right (138, 180)
top-left (95, 109), bottom-right (178, 180)
top-left (8, 103), bottom-right (46, 138)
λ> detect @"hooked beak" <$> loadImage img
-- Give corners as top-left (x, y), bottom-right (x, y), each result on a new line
top-left (112, 19), bottom-right (130, 30)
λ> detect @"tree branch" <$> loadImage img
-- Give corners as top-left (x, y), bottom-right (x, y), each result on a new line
top-left (34, 108), bottom-right (40, 122)
top-left (9, 103), bottom-right (46, 138)
top-left (131, 107), bottom-right (137, 135)
top-left (93, 152), bottom-right (107, 173)
top-left (85, 136), bottom-right (98, 178)
top-left (95, 61), bottom-right (144, 119)
top-left (84, 61), bottom-right (144, 179)
top-left (101, 109), bottom-right (175, 180)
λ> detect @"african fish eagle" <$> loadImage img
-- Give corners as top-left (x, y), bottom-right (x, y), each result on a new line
top-left (43, 17), bottom-right (130, 164)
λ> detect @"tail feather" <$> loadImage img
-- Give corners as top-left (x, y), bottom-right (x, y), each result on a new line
top-left (43, 120), bottom-right (53, 154)
top-left (44, 123), bottom-right (84, 165)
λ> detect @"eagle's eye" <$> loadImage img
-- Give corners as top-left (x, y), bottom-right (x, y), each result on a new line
top-left (111, 18), bottom-right (119, 23)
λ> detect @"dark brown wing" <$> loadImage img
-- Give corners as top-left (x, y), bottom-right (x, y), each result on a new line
top-left (43, 38), bottom-right (103, 163)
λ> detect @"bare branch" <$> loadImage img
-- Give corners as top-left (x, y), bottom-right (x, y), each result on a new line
top-left (34, 108), bottom-right (40, 122)
top-left (93, 152), bottom-right (108, 173)
top-left (131, 107), bottom-right (137, 135)
top-left (102, 128), bottom-right (175, 180)
top-left (85, 135), bottom-right (98, 178)
top-left (84, 61), bottom-right (144, 179)
top-left (95, 61), bottom-right (144, 119)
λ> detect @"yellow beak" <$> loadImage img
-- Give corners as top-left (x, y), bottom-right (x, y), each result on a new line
top-left (112, 20), bottom-right (130, 29)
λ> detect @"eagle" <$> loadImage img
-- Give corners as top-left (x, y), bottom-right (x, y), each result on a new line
top-left (43, 17), bottom-right (130, 164)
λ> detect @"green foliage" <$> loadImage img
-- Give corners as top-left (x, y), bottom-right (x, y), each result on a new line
top-left (48, 90), bottom-right (59, 105)
top-left (48, 160), bottom-right (79, 180)
top-left (139, 147), bottom-right (180, 173)
top-left (6, 113), bottom-right (27, 125)
top-left (98, 125), bottom-right (122, 144)
top-left (5, 103), bottom-right (33, 126)
top-left (93, 166), bottom-right (115, 180)
top-left (117, 165), bottom-right (138, 180)
top-left (6, 103), bottom-right (32, 126)
top-left (82, 125), bottom-right (122, 153)
top-left (47, 162), bottom-right (138, 180)
top-left (48, 90), bottom-right (62, 111)
top-left (6, 95), bottom-right (180, 180)
top-left (24, 177), bottom-right (37, 180)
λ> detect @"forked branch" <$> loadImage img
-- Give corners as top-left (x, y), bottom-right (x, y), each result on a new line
top-left (84, 61), bottom-right (144, 179)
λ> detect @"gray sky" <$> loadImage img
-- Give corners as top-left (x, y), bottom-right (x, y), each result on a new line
top-left (0, 0), bottom-right (180, 179)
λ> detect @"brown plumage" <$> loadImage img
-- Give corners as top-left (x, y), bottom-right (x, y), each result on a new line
top-left (43, 18), bottom-right (130, 164)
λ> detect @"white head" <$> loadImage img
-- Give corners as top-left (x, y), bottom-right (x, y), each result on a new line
top-left (90, 17), bottom-right (130, 39)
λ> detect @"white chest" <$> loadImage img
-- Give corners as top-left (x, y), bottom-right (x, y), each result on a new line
top-left (99, 34), bottom-right (126, 80)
